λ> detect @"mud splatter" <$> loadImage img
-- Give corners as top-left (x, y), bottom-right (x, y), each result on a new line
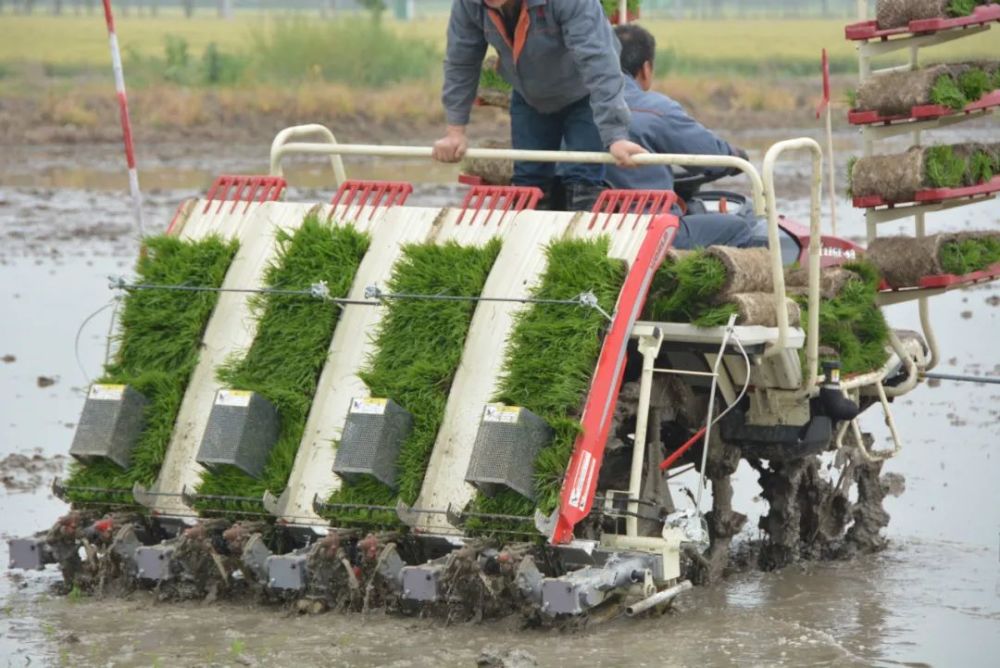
top-left (0, 451), bottom-right (66, 493)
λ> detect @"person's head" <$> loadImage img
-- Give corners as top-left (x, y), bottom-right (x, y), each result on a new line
top-left (615, 24), bottom-right (657, 91)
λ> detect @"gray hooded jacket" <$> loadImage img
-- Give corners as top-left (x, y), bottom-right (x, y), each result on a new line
top-left (443, 0), bottom-right (631, 147)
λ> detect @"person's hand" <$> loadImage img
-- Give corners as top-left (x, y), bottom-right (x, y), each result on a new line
top-left (609, 139), bottom-right (647, 167)
top-left (432, 126), bottom-right (469, 163)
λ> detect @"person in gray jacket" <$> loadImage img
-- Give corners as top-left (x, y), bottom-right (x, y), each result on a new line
top-left (606, 23), bottom-right (763, 249)
top-left (432, 0), bottom-right (647, 210)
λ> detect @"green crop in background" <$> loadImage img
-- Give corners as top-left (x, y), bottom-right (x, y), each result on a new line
top-left (326, 239), bottom-right (502, 526)
top-left (195, 215), bottom-right (369, 514)
top-left (66, 235), bottom-right (238, 505)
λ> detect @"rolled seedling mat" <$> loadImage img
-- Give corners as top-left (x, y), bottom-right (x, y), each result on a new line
top-left (730, 293), bottom-right (802, 328)
top-left (478, 53), bottom-right (511, 110)
top-left (876, 0), bottom-right (971, 29)
top-left (705, 246), bottom-right (775, 298)
top-left (785, 266), bottom-right (860, 300)
top-left (460, 139), bottom-right (514, 186)
top-left (866, 231), bottom-right (1000, 288)
top-left (855, 64), bottom-right (971, 115)
top-left (850, 143), bottom-right (997, 203)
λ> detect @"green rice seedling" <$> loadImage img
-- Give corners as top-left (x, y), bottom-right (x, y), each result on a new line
top-left (846, 156), bottom-right (858, 198)
top-left (465, 237), bottom-right (626, 534)
top-left (479, 66), bottom-right (511, 93)
top-left (66, 235), bottom-right (238, 504)
top-left (195, 216), bottom-right (369, 514)
top-left (968, 149), bottom-right (996, 185)
top-left (958, 68), bottom-right (993, 101)
top-left (602, 0), bottom-right (641, 17)
top-left (845, 87), bottom-right (858, 109)
top-left (326, 239), bottom-right (502, 526)
top-left (930, 74), bottom-right (968, 110)
top-left (799, 261), bottom-right (889, 377)
top-left (948, 0), bottom-right (979, 17)
top-left (939, 237), bottom-right (1000, 275)
top-left (643, 251), bottom-right (728, 323)
top-left (925, 145), bottom-right (968, 188)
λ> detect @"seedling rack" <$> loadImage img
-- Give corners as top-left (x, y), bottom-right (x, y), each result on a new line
top-left (851, 2), bottom-right (998, 369)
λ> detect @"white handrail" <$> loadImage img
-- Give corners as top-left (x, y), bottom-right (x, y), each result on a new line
top-left (269, 124), bottom-right (348, 186)
top-left (761, 139), bottom-right (823, 394)
top-left (267, 132), bottom-right (767, 216)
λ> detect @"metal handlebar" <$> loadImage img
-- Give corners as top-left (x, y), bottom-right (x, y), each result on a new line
top-left (269, 124), bottom-right (347, 185)
top-left (762, 138), bottom-right (823, 392)
top-left (268, 126), bottom-right (828, 380)
top-left (267, 125), bottom-right (767, 216)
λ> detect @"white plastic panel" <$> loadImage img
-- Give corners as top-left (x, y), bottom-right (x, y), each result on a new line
top-left (414, 209), bottom-right (578, 532)
top-left (278, 206), bottom-right (443, 522)
top-left (152, 202), bottom-right (315, 514)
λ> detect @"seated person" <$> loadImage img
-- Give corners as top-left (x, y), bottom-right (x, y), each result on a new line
top-left (606, 24), bottom-right (765, 250)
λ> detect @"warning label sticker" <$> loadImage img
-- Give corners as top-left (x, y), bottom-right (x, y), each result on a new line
top-left (482, 404), bottom-right (521, 424)
top-left (89, 384), bottom-right (126, 401)
top-left (351, 397), bottom-right (388, 415)
top-left (216, 389), bottom-right (253, 407)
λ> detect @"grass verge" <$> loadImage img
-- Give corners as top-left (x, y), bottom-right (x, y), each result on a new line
top-left (194, 215), bottom-right (369, 514)
top-left (465, 237), bottom-right (627, 535)
top-left (325, 239), bottom-right (502, 526)
top-left (66, 235), bottom-right (238, 504)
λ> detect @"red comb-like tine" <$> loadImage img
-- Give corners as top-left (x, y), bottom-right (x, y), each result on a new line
top-left (203, 177), bottom-right (221, 214)
top-left (243, 177), bottom-right (259, 214)
top-left (457, 189), bottom-right (472, 225)
top-left (365, 183), bottom-right (382, 220)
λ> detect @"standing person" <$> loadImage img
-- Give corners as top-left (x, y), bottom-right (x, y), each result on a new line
top-left (432, 0), bottom-right (647, 210)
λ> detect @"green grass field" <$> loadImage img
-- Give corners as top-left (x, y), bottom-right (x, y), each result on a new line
top-left (2, 15), bottom-right (996, 73)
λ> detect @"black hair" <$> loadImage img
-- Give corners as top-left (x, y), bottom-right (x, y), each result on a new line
top-left (614, 23), bottom-right (656, 78)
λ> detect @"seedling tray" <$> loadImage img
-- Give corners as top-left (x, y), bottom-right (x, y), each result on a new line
top-left (853, 175), bottom-right (1000, 208)
top-left (879, 263), bottom-right (1000, 293)
top-left (848, 89), bottom-right (1000, 125)
top-left (845, 4), bottom-right (1000, 41)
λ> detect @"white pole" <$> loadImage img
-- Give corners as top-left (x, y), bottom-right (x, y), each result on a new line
top-left (102, 0), bottom-right (145, 238)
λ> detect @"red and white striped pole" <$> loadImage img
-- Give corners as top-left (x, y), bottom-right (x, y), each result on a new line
top-left (102, 0), bottom-right (145, 237)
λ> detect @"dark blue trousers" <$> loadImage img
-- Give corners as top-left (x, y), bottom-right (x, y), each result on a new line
top-left (509, 91), bottom-right (605, 187)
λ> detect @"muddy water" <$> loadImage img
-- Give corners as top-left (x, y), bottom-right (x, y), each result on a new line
top-left (1, 137), bottom-right (998, 667)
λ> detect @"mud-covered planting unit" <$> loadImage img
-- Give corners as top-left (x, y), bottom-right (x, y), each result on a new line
top-left (6, 128), bottom-right (995, 622)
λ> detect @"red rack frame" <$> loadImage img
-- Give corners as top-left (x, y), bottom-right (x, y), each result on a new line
top-left (853, 175), bottom-right (1000, 209)
top-left (849, 89), bottom-right (1000, 126)
top-left (551, 210), bottom-right (679, 545)
top-left (845, 3), bottom-right (1000, 41)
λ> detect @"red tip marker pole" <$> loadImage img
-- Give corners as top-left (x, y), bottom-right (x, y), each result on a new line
top-left (816, 48), bottom-right (837, 237)
top-left (102, 0), bottom-right (145, 238)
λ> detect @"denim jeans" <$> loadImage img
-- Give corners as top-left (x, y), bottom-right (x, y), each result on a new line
top-left (674, 212), bottom-right (758, 250)
top-left (509, 90), bottom-right (605, 187)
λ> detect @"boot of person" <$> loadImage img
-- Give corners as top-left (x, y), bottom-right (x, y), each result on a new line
top-left (564, 182), bottom-right (606, 212)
